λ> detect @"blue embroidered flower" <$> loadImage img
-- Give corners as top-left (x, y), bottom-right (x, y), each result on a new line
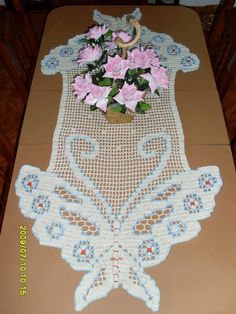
top-left (73, 240), bottom-right (94, 263)
top-left (168, 221), bottom-right (186, 237)
top-left (181, 55), bottom-right (196, 67)
top-left (32, 195), bottom-right (50, 214)
top-left (141, 27), bottom-right (148, 38)
top-left (167, 44), bottom-right (181, 55)
top-left (22, 174), bottom-right (39, 192)
top-left (153, 46), bottom-right (161, 53)
top-left (45, 57), bottom-right (59, 69)
top-left (138, 239), bottom-right (159, 261)
top-left (46, 222), bottom-right (64, 239)
top-left (59, 47), bottom-right (74, 57)
top-left (75, 35), bottom-right (86, 45)
top-left (198, 173), bottom-right (217, 192)
top-left (183, 193), bottom-right (203, 213)
top-left (152, 34), bottom-right (165, 43)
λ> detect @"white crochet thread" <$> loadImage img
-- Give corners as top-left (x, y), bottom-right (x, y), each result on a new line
top-left (16, 8), bottom-right (222, 312)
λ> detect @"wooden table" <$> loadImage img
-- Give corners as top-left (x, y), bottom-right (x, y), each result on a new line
top-left (1, 6), bottom-right (236, 314)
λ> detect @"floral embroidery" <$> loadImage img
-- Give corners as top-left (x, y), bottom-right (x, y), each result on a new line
top-left (45, 56), bottom-right (59, 69)
top-left (32, 195), bottom-right (50, 214)
top-left (198, 173), bottom-right (217, 192)
top-left (183, 193), bottom-right (203, 213)
top-left (167, 44), bottom-right (181, 55)
top-left (139, 239), bottom-right (159, 261)
top-left (22, 174), bottom-right (39, 192)
top-left (73, 240), bottom-right (94, 263)
top-left (46, 222), bottom-right (64, 239)
top-left (181, 55), bottom-right (196, 67)
top-left (152, 34), bottom-right (165, 43)
top-left (167, 221), bottom-right (186, 237)
top-left (59, 47), bottom-right (74, 57)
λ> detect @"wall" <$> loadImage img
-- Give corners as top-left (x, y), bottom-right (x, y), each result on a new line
top-left (0, 0), bottom-right (5, 5)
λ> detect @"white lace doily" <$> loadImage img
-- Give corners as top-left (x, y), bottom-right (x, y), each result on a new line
top-left (15, 8), bottom-right (222, 312)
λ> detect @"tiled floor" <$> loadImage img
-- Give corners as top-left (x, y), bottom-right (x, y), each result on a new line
top-left (0, 5), bottom-right (234, 230)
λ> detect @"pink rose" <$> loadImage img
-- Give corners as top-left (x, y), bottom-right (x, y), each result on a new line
top-left (84, 85), bottom-right (111, 112)
top-left (73, 73), bottom-right (92, 100)
top-left (103, 55), bottom-right (130, 80)
top-left (128, 48), bottom-right (157, 69)
top-left (112, 31), bottom-right (132, 43)
top-left (106, 31), bottom-right (132, 50)
top-left (76, 46), bottom-right (102, 65)
top-left (86, 25), bottom-right (108, 40)
top-left (114, 82), bottom-right (144, 112)
top-left (141, 66), bottom-right (169, 93)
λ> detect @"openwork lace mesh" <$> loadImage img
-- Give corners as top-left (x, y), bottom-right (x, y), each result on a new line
top-left (15, 8), bottom-right (222, 312)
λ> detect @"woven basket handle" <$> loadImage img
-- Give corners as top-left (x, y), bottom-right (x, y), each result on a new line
top-left (115, 15), bottom-right (141, 59)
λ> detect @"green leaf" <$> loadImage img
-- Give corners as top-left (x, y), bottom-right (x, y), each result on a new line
top-left (90, 105), bottom-right (98, 111)
top-left (138, 101), bottom-right (152, 112)
top-left (104, 29), bottom-right (113, 38)
top-left (155, 89), bottom-right (160, 96)
top-left (136, 77), bottom-right (149, 90)
top-left (98, 78), bottom-right (113, 86)
top-left (109, 86), bottom-right (118, 97)
top-left (135, 101), bottom-right (151, 114)
top-left (110, 105), bottom-right (125, 112)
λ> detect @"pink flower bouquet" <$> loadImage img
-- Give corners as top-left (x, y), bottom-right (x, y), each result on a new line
top-left (73, 24), bottom-right (169, 115)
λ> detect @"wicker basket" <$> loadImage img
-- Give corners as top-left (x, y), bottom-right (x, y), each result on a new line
top-left (105, 109), bottom-right (134, 124)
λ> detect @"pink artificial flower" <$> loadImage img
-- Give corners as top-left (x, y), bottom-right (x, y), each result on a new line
top-left (140, 66), bottom-right (169, 93)
top-left (114, 82), bottom-right (144, 112)
top-left (128, 47), bottom-right (157, 69)
top-left (86, 25), bottom-right (108, 40)
top-left (76, 46), bottom-right (102, 65)
top-left (103, 55), bottom-right (130, 80)
top-left (72, 73), bottom-right (92, 100)
top-left (112, 31), bottom-right (132, 43)
top-left (106, 31), bottom-right (132, 50)
top-left (84, 85), bottom-right (111, 112)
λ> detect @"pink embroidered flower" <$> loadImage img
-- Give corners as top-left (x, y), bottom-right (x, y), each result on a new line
top-left (86, 25), bottom-right (108, 40)
top-left (114, 82), bottom-right (144, 112)
top-left (112, 31), bottom-right (132, 43)
top-left (76, 46), bottom-right (102, 65)
top-left (140, 66), bottom-right (169, 93)
top-left (103, 55), bottom-right (130, 80)
top-left (84, 85), bottom-right (111, 112)
top-left (128, 48), bottom-right (157, 69)
top-left (73, 73), bottom-right (92, 100)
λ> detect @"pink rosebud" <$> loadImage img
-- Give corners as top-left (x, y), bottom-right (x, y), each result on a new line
top-left (106, 31), bottom-right (132, 50)
top-left (141, 66), bottom-right (169, 94)
top-left (103, 55), bottom-right (130, 80)
top-left (86, 25), bottom-right (108, 40)
top-left (84, 85), bottom-right (111, 112)
top-left (128, 47), bottom-right (157, 69)
top-left (76, 46), bottom-right (102, 65)
top-left (72, 73), bottom-right (92, 100)
top-left (112, 31), bottom-right (132, 43)
top-left (114, 82), bottom-right (144, 112)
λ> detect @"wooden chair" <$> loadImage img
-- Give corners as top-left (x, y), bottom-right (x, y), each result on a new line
top-left (207, 2), bottom-right (236, 167)
top-left (0, 128), bottom-right (15, 229)
top-left (0, 1), bottom-right (40, 225)
top-left (0, 4), bottom-right (39, 103)
top-left (50, 0), bottom-right (149, 6)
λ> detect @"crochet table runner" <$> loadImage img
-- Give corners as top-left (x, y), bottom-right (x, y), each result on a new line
top-left (16, 9), bottom-right (222, 312)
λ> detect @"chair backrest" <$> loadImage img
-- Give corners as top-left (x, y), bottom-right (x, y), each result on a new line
top-left (8, 0), bottom-right (39, 55)
top-left (207, 0), bottom-right (235, 57)
top-left (50, 0), bottom-right (149, 6)
top-left (0, 3), bottom-right (39, 103)
top-left (208, 5), bottom-right (236, 159)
